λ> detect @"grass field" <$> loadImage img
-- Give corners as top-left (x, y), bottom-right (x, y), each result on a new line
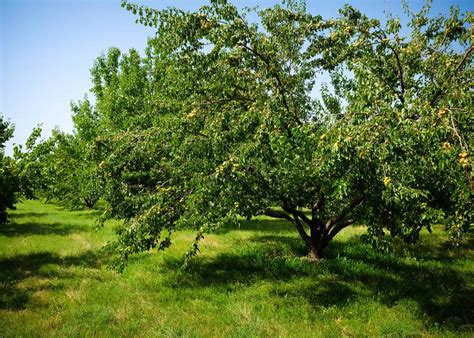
top-left (1, 200), bottom-right (473, 337)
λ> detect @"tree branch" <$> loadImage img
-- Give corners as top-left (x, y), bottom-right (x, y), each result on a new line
top-left (263, 208), bottom-right (294, 224)
top-left (326, 194), bottom-right (364, 231)
top-left (232, 12), bottom-right (302, 127)
top-left (326, 219), bottom-right (356, 242)
top-left (311, 190), bottom-right (325, 220)
top-left (430, 45), bottom-right (473, 106)
top-left (278, 203), bottom-right (312, 243)
top-left (293, 209), bottom-right (312, 228)
top-left (388, 45), bottom-right (405, 104)
top-left (291, 212), bottom-right (311, 243)
top-left (237, 42), bottom-right (302, 127)
top-left (371, 32), bottom-right (405, 104)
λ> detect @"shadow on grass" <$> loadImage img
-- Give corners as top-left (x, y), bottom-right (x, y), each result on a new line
top-left (0, 221), bottom-right (92, 237)
top-left (162, 231), bottom-right (473, 328)
top-left (215, 218), bottom-right (297, 235)
top-left (0, 209), bottom-right (110, 311)
top-left (66, 209), bottom-right (103, 218)
top-left (8, 212), bottom-right (50, 219)
top-left (0, 250), bottom-right (107, 310)
top-left (10, 207), bottom-right (102, 219)
top-left (324, 239), bottom-right (473, 326)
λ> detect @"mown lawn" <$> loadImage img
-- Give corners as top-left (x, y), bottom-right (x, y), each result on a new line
top-left (0, 200), bottom-right (472, 337)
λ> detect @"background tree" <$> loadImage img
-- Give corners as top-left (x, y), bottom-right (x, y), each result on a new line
top-left (0, 117), bottom-right (58, 222)
top-left (12, 126), bottom-right (54, 201)
top-left (73, 0), bottom-right (471, 269)
top-left (33, 130), bottom-right (101, 209)
top-left (25, 98), bottom-right (104, 210)
top-left (0, 115), bottom-right (19, 223)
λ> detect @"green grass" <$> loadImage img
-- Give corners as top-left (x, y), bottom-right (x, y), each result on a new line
top-left (1, 200), bottom-right (473, 337)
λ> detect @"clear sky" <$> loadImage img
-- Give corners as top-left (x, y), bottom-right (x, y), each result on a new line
top-left (1, 0), bottom-right (472, 155)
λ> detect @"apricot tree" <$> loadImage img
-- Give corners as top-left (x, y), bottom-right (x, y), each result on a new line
top-left (85, 0), bottom-right (472, 268)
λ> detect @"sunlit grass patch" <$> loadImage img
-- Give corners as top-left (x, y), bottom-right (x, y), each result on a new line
top-left (0, 200), bottom-right (472, 337)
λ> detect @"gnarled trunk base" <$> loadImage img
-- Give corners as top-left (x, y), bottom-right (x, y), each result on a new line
top-left (307, 245), bottom-right (324, 261)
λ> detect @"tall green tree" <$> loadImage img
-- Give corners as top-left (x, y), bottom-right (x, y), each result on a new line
top-left (1, 118), bottom-right (55, 223)
top-left (0, 115), bottom-right (18, 223)
top-left (34, 130), bottom-right (101, 209)
top-left (28, 99), bottom-right (103, 210)
top-left (81, 0), bottom-right (471, 269)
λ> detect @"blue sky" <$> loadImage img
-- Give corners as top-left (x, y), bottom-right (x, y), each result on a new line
top-left (1, 0), bottom-right (472, 155)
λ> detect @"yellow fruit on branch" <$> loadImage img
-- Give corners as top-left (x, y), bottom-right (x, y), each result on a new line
top-left (459, 158), bottom-right (469, 167)
top-left (442, 142), bottom-right (451, 151)
top-left (383, 176), bottom-right (391, 186)
top-left (198, 14), bottom-right (215, 31)
top-left (187, 109), bottom-right (198, 119)
top-left (353, 38), bottom-right (363, 47)
top-left (437, 108), bottom-right (447, 118)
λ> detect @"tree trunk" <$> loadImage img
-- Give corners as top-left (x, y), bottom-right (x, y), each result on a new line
top-left (264, 204), bottom-right (356, 261)
top-left (84, 196), bottom-right (98, 209)
top-left (307, 243), bottom-right (324, 261)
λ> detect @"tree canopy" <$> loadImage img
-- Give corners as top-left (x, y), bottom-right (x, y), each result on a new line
top-left (0, 116), bottom-right (18, 223)
top-left (24, 0), bottom-right (473, 269)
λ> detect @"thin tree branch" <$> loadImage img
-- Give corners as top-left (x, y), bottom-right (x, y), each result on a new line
top-left (430, 45), bottom-right (473, 106)
top-left (311, 191), bottom-right (325, 220)
top-left (233, 11), bottom-right (302, 127)
top-left (371, 31), bottom-right (405, 104)
top-left (449, 109), bottom-right (466, 149)
top-left (263, 208), bottom-right (295, 224)
top-left (326, 194), bottom-right (364, 231)
top-left (237, 42), bottom-right (302, 127)
top-left (291, 212), bottom-right (311, 243)
top-left (387, 45), bottom-right (405, 104)
top-left (326, 219), bottom-right (356, 242)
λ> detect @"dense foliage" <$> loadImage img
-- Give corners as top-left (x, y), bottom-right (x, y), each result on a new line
top-left (37, 129), bottom-right (101, 210)
top-left (27, 0), bottom-right (473, 269)
top-left (17, 102), bottom-right (102, 210)
top-left (1, 117), bottom-right (88, 221)
top-left (0, 116), bottom-right (18, 223)
top-left (83, 0), bottom-right (473, 269)
top-left (0, 122), bottom-right (57, 223)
